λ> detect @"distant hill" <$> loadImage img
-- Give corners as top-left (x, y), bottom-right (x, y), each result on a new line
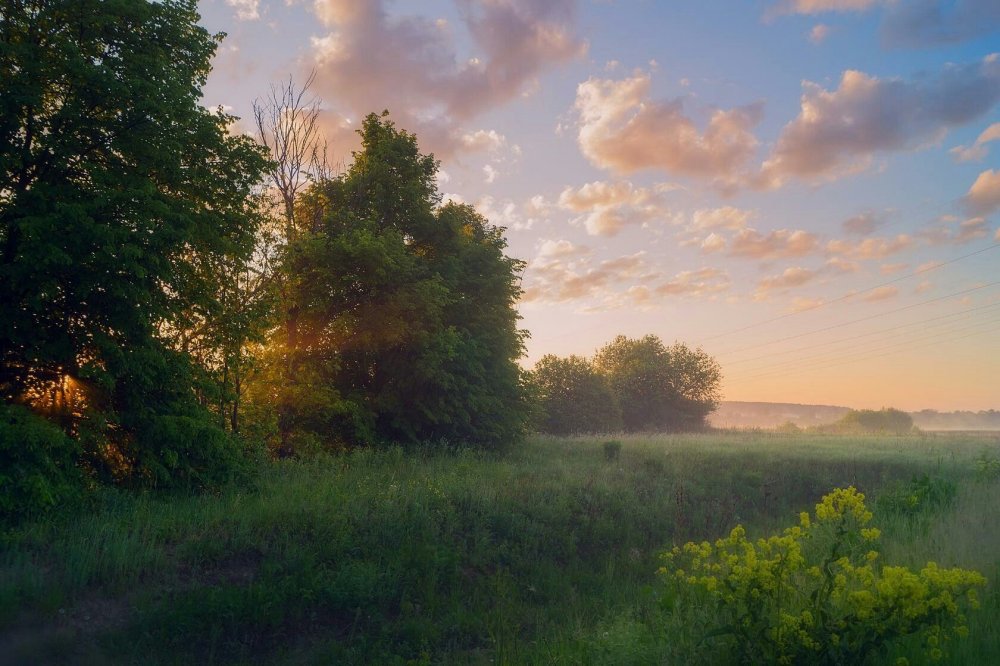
top-left (709, 402), bottom-right (1000, 431)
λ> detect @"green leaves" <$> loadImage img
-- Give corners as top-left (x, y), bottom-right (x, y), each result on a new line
top-left (1, 0), bottom-right (269, 487)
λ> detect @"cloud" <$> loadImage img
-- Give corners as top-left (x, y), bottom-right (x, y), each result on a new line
top-left (523, 249), bottom-right (728, 307)
top-left (861, 285), bottom-right (899, 302)
top-left (474, 194), bottom-right (548, 231)
top-left (920, 216), bottom-right (990, 245)
top-left (728, 228), bottom-right (820, 260)
top-left (537, 239), bottom-right (589, 258)
top-left (759, 56), bottom-right (1000, 187)
top-left (700, 232), bottom-right (727, 253)
top-left (522, 250), bottom-right (651, 302)
top-left (842, 212), bottom-right (884, 235)
top-left (768, 0), bottom-right (1000, 48)
top-left (880, 262), bottom-right (909, 275)
top-left (809, 24), bottom-right (832, 43)
top-left (308, 0), bottom-right (584, 157)
top-left (690, 206), bottom-right (753, 231)
top-left (226, 0), bottom-right (260, 20)
top-left (769, 0), bottom-right (880, 17)
top-left (951, 122), bottom-right (1000, 162)
top-left (881, 0), bottom-right (1000, 48)
top-left (573, 70), bottom-right (762, 188)
top-left (826, 234), bottom-right (914, 259)
top-left (964, 169), bottom-right (1000, 215)
top-left (755, 266), bottom-right (818, 298)
top-left (557, 180), bottom-right (676, 236)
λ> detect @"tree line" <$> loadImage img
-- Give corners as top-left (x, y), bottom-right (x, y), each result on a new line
top-left (530, 335), bottom-right (722, 435)
top-left (0, 0), bottom-right (722, 522)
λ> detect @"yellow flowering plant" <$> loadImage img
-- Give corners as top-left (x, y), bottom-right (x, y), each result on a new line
top-left (659, 487), bottom-right (985, 665)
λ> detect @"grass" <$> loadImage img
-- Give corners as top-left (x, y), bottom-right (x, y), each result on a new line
top-left (1, 431), bottom-right (998, 664)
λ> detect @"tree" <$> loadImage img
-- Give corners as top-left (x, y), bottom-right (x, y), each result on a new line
top-left (531, 355), bottom-right (622, 435)
top-left (252, 75), bottom-right (329, 455)
top-left (593, 335), bottom-right (721, 432)
top-left (0, 0), bottom-right (270, 485)
top-left (278, 112), bottom-right (529, 449)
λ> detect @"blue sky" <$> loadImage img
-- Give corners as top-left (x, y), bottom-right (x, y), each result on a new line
top-left (197, 0), bottom-right (1000, 410)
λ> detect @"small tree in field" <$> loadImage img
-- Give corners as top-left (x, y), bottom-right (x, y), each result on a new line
top-left (531, 355), bottom-right (622, 435)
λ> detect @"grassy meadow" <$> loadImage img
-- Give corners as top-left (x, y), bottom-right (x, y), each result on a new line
top-left (2, 431), bottom-right (999, 665)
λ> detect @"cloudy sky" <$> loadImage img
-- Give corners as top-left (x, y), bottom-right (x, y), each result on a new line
top-left (198, 0), bottom-right (1000, 411)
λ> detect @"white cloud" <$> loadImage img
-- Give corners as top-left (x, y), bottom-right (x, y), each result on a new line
top-left (951, 122), bottom-right (1000, 162)
top-left (760, 56), bottom-right (1000, 187)
top-left (308, 0), bottom-right (585, 157)
top-left (557, 180), bottom-right (676, 236)
top-left (226, 0), bottom-right (260, 20)
top-left (573, 70), bottom-right (762, 188)
top-left (964, 169), bottom-right (1000, 216)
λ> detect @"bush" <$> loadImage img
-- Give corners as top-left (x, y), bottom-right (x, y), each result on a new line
top-left (603, 439), bottom-right (623, 461)
top-left (133, 414), bottom-right (244, 490)
top-left (837, 408), bottom-right (914, 435)
top-left (876, 474), bottom-right (957, 518)
top-left (0, 404), bottom-right (84, 523)
top-left (660, 487), bottom-right (985, 665)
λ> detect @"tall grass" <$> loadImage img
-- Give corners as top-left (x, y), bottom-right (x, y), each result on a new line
top-left (1, 432), bottom-right (997, 664)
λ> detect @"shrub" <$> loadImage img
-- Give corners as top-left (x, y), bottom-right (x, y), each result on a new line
top-left (659, 487), bottom-right (985, 665)
top-left (876, 474), bottom-right (957, 518)
top-left (133, 414), bottom-right (244, 490)
top-left (0, 404), bottom-right (84, 523)
top-left (837, 408), bottom-right (914, 435)
top-left (603, 439), bottom-right (623, 461)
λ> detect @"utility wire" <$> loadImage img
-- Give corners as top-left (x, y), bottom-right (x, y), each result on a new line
top-left (723, 300), bottom-right (1000, 367)
top-left (699, 243), bottom-right (1000, 344)
top-left (714, 281), bottom-right (1000, 357)
top-left (734, 322), bottom-right (1000, 382)
top-left (730, 313), bottom-right (1000, 378)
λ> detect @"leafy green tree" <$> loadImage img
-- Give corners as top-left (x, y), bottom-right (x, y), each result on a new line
top-left (593, 335), bottom-right (721, 432)
top-left (0, 0), bottom-right (269, 485)
top-left (531, 355), bottom-right (622, 435)
top-left (275, 113), bottom-right (529, 450)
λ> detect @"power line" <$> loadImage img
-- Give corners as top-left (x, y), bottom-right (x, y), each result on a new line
top-left (733, 322), bottom-right (1000, 383)
top-left (723, 300), bottom-right (1000, 367)
top-left (730, 313), bottom-right (1000, 379)
top-left (699, 243), bottom-right (1000, 344)
top-left (714, 281), bottom-right (1000, 357)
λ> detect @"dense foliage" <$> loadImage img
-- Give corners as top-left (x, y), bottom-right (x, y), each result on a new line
top-left (531, 335), bottom-right (722, 435)
top-left (661, 487), bottom-right (985, 665)
top-left (256, 113), bottom-right (529, 451)
top-left (532, 354), bottom-right (622, 435)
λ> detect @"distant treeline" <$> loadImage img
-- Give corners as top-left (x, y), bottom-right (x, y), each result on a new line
top-left (711, 402), bottom-right (1000, 432)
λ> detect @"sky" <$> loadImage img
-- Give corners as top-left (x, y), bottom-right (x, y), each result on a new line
top-left (196, 0), bottom-right (1000, 412)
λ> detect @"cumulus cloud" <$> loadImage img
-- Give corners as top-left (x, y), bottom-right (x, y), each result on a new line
top-left (755, 266), bottom-right (818, 299)
top-left (809, 24), bottom-right (832, 43)
top-left (842, 212), bottom-right (884, 235)
top-left (557, 180), bottom-right (676, 236)
top-left (881, 0), bottom-right (1000, 48)
top-left (308, 0), bottom-right (584, 157)
top-left (522, 247), bottom-right (729, 307)
top-left (474, 194), bottom-right (549, 231)
top-left (760, 56), bottom-right (1000, 187)
top-left (573, 70), bottom-right (763, 188)
top-left (964, 169), bottom-right (1000, 216)
top-left (861, 285), bottom-right (899, 302)
top-left (690, 206), bottom-right (753, 231)
top-left (768, 0), bottom-right (1000, 48)
top-left (826, 234), bottom-right (914, 259)
top-left (769, 0), bottom-right (880, 17)
top-left (920, 216), bottom-right (990, 245)
top-left (226, 0), bottom-right (260, 20)
top-left (950, 122), bottom-right (1000, 162)
top-left (728, 228), bottom-right (820, 260)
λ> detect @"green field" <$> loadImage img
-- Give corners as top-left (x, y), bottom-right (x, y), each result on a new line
top-left (2, 432), bottom-right (999, 665)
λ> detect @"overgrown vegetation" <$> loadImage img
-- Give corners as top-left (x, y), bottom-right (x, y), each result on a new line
top-left (2, 433), bottom-right (998, 664)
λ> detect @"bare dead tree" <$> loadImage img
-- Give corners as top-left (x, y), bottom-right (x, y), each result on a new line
top-left (252, 74), bottom-right (330, 456)
top-left (253, 72), bottom-right (329, 241)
